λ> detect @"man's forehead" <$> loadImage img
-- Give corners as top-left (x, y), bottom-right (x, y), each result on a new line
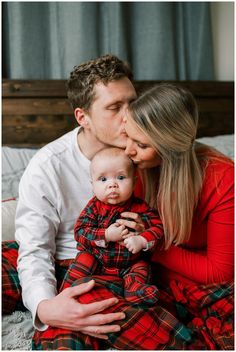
top-left (93, 79), bottom-right (136, 102)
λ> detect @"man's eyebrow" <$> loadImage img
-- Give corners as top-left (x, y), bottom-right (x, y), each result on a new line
top-left (106, 101), bottom-right (122, 107)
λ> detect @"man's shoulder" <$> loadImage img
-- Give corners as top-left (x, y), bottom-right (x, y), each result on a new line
top-left (30, 128), bottom-right (79, 167)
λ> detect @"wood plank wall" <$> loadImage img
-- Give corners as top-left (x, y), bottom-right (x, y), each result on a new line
top-left (2, 79), bottom-right (234, 147)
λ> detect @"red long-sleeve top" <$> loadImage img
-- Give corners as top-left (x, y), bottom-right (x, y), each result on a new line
top-left (150, 153), bottom-right (234, 285)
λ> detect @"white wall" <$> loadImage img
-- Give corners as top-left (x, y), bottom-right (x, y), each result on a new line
top-left (211, 2), bottom-right (234, 81)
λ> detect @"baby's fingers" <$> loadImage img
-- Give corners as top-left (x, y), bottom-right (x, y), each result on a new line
top-left (121, 228), bottom-right (129, 236)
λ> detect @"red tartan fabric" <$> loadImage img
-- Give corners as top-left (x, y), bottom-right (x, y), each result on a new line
top-left (67, 195), bottom-right (163, 303)
top-left (33, 276), bottom-right (234, 350)
top-left (74, 195), bottom-right (163, 259)
top-left (60, 252), bottom-right (159, 304)
top-left (2, 240), bottom-right (25, 313)
top-left (2, 241), bottom-right (73, 313)
top-left (2, 241), bottom-right (234, 350)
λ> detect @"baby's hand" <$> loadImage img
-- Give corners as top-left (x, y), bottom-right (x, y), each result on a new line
top-left (105, 223), bottom-right (128, 243)
top-left (124, 236), bottom-right (147, 254)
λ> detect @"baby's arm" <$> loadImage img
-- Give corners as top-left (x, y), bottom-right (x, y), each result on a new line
top-left (122, 202), bottom-right (164, 254)
top-left (105, 223), bottom-right (128, 243)
top-left (124, 235), bottom-right (147, 254)
top-left (75, 198), bottom-right (129, 248)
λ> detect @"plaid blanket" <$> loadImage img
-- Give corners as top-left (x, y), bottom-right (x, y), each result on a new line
top-left (33, 276), bottom-right (234, 350)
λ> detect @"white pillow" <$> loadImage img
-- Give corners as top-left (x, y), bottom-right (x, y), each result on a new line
top-left (2, 199), bottom-right (18, 241)
top-left (197, 134), bottom-right (234, 159)
top-left (2, 147), bottom-right (38, 199)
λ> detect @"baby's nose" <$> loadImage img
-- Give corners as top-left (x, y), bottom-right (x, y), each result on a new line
top-left (108, 181), bottom-right (118, 188)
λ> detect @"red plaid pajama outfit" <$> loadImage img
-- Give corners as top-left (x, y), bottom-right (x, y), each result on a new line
top-left (60, 195), bottom-right (163, 304)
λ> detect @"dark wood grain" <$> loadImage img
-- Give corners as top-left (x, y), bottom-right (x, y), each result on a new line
top-left (2, 79), bottom-right (234, 147)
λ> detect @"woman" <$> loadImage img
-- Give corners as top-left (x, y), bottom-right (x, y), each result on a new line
top-left (123, 83), bottom-right (234, 286)
top-left (120, 83), bottom-right (234, 349)
top-left (33, 84), bottom-right (234, 350)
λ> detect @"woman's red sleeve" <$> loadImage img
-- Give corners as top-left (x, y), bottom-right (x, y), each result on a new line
top-left (152, 164), bottom-right (234, 284)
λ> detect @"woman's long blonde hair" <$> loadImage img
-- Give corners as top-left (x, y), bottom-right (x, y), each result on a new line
top-left (129, 83), bottom-right (203, 249)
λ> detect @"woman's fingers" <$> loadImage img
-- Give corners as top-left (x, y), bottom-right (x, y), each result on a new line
top-left (117, 219), bottom-right (144, 232)
top-left (120, 211), bottom-right (141, 221)
top-left (118, 211), bottom-right (145, 232)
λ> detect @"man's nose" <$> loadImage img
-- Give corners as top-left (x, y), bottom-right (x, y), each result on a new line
top-left (120, 105), bottom-right (129, 121)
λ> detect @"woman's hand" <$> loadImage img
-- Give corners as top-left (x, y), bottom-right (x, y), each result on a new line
top-left (116, 211), bottom-right (145, 236)
top-left (37, 280), bottom-right (125, 339)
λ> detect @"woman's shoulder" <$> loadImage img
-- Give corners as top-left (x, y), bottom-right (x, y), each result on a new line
top-left (197, 145), bottom-right (234, 202)
top-left (203, 149), bottom-right (233, 176)
top-left (196, 144), bottom-right (233, 173)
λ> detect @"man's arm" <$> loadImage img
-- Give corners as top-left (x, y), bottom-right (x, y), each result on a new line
top-left (16, 159), bottom-right (125, 334)
top-left (16, 159), bottom-right (60, 330)
top-left (37, 280), bottom-right (125, 338)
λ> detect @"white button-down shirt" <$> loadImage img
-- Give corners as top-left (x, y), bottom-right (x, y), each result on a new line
top-left (15, 127), bottom-right (93, 330)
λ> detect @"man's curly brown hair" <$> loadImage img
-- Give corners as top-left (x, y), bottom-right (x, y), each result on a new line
top-left (66, 54), bottom-right (133, 111)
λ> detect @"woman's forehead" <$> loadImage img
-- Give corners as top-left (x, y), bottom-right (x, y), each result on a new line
top-left (125, 114), bottom-right (151, 144)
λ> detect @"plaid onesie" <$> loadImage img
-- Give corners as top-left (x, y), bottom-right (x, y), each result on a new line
top-left (60, 194), bottom-right (163, 304)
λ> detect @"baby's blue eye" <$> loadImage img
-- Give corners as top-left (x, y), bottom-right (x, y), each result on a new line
top-left (117, 175), bottom-right (125, 180)
top-left (100, 177), bottom-right (107, 182)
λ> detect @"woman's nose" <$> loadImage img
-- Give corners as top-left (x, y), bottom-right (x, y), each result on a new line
top-left (125, 139), bottom-right (136, 156)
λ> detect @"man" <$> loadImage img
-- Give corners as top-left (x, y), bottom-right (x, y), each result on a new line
top-left (3, 54), bottom-right (137, 337)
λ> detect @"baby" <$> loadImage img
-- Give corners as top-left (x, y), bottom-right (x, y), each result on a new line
top-left (61, 147), bottom-right (163, 304)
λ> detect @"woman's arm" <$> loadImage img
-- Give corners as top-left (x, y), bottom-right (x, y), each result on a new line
top-left (153, 165), bottom-right (234, 284)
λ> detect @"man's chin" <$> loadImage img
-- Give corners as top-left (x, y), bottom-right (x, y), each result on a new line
top-left (106, 141), bottom-right (126, 149)
top-left (110, 135), bottom-right (127, 149)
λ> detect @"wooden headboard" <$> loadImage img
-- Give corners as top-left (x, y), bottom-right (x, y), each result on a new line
top-left (2, 79), bottom-right (234, 148)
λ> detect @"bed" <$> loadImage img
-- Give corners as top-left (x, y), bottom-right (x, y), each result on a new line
top-left (2, 79), bottom-right (234, 350)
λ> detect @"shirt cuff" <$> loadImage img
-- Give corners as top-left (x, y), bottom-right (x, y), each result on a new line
top-left (23, 284), bottom-right (57, 331)
top-left (143, 240), bottom-right (156, 251)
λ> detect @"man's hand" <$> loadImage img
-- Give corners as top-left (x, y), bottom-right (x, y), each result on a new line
top-left (37, 280), bottom-right (125, 339)
top-left (124, 235), bottom-right (147, 254)
top-left (105, 223), bottom-right (128, 243)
